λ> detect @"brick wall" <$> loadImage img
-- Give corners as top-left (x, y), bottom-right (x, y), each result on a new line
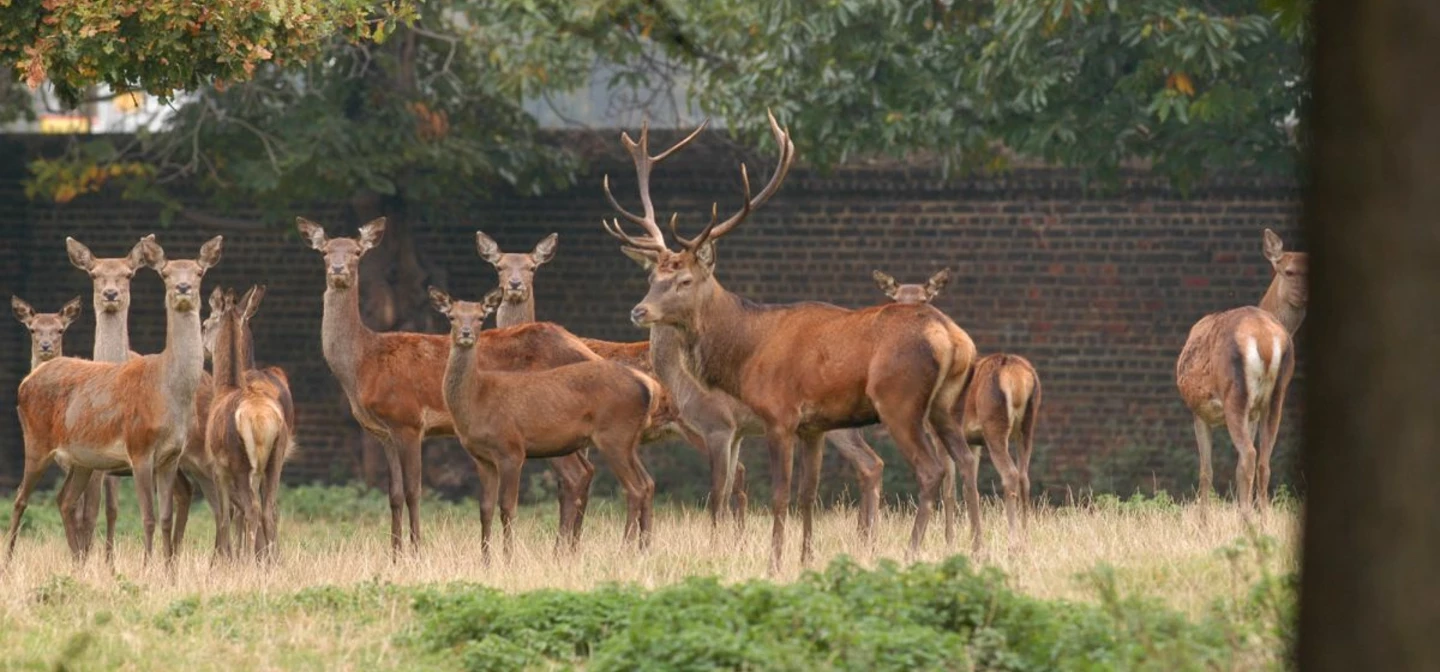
top-left (0, 135), bottom-right (1304, 500)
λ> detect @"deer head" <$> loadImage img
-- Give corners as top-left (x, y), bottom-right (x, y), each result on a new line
top-left (139, 236), bottom-right (224, 313)
top-left (1262, 229), bottom-right (1307, 310)
top-left (296, 217), bottom-right (386, 290)
top-left (602, 111), bottom-right (795, 329)
top-left (203, 287), bottom-right (233, 358)
top-left (67, 236), bottom-right (149, 313)
top-left (475, 231), bottom-right (557, 304)
top-left (12, 296), bottom-right (82, 363)
top-left (872, 269), bottom-right (950, 305)
top-left (428, 287), bottom-right (504, 348)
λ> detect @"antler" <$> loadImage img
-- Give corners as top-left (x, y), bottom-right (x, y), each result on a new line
top-left (676, 110), bottom-right (795, 252)
top-left (602, 119), bottom-right (710, 251)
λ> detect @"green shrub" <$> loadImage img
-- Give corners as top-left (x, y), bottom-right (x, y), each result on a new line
top-left (409, 551), bottom-right (1294, 672)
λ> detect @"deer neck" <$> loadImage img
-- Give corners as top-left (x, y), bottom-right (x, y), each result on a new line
top-left (93, 305), bottom-right (130, 363)
top-left (29, 349), bottom-right (49, 373)
top-left (322, 284), bottom-right (377, 397)
top-left (443, 340), bottom-right (482, 414)
top-left (212, 316), bottom-right (251, 390)
top-left (675, 283), bottom-right (758, 398)
top-left (161, 300), bottom-right (205, 414)
top-left (1259, 282), bottom-right (1305, 336)
top-left (496, 297), bottom-right (535, 328)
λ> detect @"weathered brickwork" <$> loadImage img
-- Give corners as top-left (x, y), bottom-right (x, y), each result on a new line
top-left (0, 135), bottom-right (1303, 499)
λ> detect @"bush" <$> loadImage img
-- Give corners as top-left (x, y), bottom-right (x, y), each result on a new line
top-left (410, 552), bottom-right (1294, 672)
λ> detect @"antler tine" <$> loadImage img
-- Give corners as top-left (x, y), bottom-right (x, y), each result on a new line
top-left (603, 119), bottom-right (712, 251)
top-left (680, 110), bottom-right (795, 250)
top-left (653, 119), bottom-right (710, 163)
top-left (602, 217), bottom-right (666, 252)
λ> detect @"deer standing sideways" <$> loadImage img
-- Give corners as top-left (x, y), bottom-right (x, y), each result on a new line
top-left (603, 113), bottom-right (978, 572)
top-left (872, 269), bottom-right (1043, 542)
top-left (430, 288), bottom-right (662, 559)
top-left (297, 217), bottom-right (608, 557)
top-left (476, 231), bottom-right (891, 537)
top-left (1176, 229), bottom-right (1305, 511)
top-left (6, 236), bottom-right (221, 565)
top-left (200, 286), bottom-right (296, 560)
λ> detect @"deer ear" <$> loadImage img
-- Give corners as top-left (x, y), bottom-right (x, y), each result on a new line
top-left (621, 246), bottom-right (658, 271)
top-left (66, 238), bottom-right (96, 271)
top-left (427, 286), bottom-right (452, 315)
top-left (11, 296), bottom-right (34, 325)
top-left (240, 285), bottom-right (266, 321)
top-left (872, 270), bottom-right (899, 298)
top-left (208, 287), bottom-right (226, 314)
top-left (358, 218), bottom-right (386, 253)
top-left (296, 217), bottom-right (328, 251)
top-left (924, 268), bottom-right (951, 300)
top-left (475, 231), bottom-right (503, 265)
top-left (126, 235), bottom-right (153, 270)
top-left (694, 240), bottom-right (717, 272)
top-left (138, 236), bottom-right (167, 270)
top-left (197, 236), bottom-right (224, 271)
top-left (1263, 228), bottom-right (1285, 264)
top-left (482, 288), bottom-right (505, 313)
top-left (532, 233), bottom-right (558, 265)
top-left (59, 297), bottom-right (83, 326)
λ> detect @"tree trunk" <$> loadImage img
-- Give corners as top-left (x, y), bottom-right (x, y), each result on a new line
top-left (1298, 1), bottom-right (1440, 669)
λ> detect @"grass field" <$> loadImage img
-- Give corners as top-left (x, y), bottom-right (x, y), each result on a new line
top-left (0, 485), bottom-right (1298, 670)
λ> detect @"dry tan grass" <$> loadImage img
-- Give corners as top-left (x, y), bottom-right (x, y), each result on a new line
top-left (0, 496), bottom-right (1298, 670)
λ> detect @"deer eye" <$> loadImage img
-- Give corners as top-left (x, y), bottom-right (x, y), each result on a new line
top-left (678, 277), bottom-right (693, 288)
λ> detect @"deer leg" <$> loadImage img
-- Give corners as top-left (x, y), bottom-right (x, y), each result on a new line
top-left (5, 456), bottom-right (49, 563)
top-left (932, 414), bottom-right (982, 556)
top-left (940, 445), bottom-right (958, 545)
top-left (691, 425), bottom-right (733, 529)
top-left (827, 428), bottom-right (884, 542)
top-left (1223, 396), bottom-right (1258, 514)
top-left (56, 466), bottom-right (91, 562)
top-left (601, 434), bottom-right (653, 549)
top-left (552, 451), bottom-right (594, 553)
top-left (1256, 378), bottom-right (1292, 514)
top-left (103, 475), bottom-right (120, 566)
top-left (472, 455), bottom-right (500, 564)
top-left (797, 432), bottom-right (825, 567)
top-left (1017, 429), bottom-right (1035, 532)
top-left (876, 405), bottom-right (944, 560)
top-left (497, 450), bottom-right (524, 560)
top-left (171, 472), bottom-right (192, 554)
top-left (396, 428), bottom-right (424, 554)
top-left (1193, 417), bottom-right (1215, 508)
top-left (380, 435), bottom-right (405, 561)
top-left (76, 471), bottom-right (105, 559)
top-left (763, 427), bottom-right (797, 575)
top-left (261, 439), bottom-right (286, 561)
top-left (132, 456), bottom-right (157, 566)
top-left (191, 474), bottom-right (228, 563)
top-left (984, 426), bottom-right (1023, 553)
top-left (156, 455), bottom-right (182, 565)
top-left (729, 442), bottom-right (748, 529)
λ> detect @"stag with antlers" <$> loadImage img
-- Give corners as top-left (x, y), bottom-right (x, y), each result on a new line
top-left (602, 113), bottom-right (979, 571)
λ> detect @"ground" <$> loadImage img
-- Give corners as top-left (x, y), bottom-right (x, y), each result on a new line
top-left (0, 485), bottom-right (1297, 670)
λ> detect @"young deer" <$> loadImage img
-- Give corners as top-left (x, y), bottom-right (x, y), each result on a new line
top-left (65, 236), bottom-right (209, 564)
top-left (603, 113), bottom-right (978, 572)
top-left (1176, 229), bottom-right (1305, 511)
top-left (7, 236), bottom-right (222, 565)
top-left (202, 286), bottom-right (296, 560)
top-left (872, 269), bottom-right (1044, 539)
top-left (297, 217), bottom-right (607, 558)
top-left (430, 288), bottom-right (663, 559)
top-left (476, 232), bottom-right (890, 538)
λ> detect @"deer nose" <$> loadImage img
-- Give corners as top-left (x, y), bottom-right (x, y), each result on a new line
top-left (102, 289), bottom-right (119, 301)
top-left (459, 327), bottom-right (474, 339)
top-left (508, 278), bottom-right (523, 289)
top-left (331, 264), bottom-right (345, 275)
top-left (176, 282), bottom-right (192, 295)
top-left (39, 342), bottom-right (53, 352)
top-left (630, 306), bottom-right (650, 325)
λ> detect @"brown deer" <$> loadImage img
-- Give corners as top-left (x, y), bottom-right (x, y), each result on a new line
top-left (1177, 229), bottom-right (1304, 511)
top-left (872, 269), bottom-right (1044, 539)
top-left (475, 231), bottom-right (890, 537)
top-left (201, 286), bottom-right (296, 560)
top-left (297, 217), bottom-right (608, 557)
top-left (12, 296), bottom-right (81, 370)
top-left (65, 236), bottom-right (212, 564)
top-left (430, 287), bottom-right (662, 559)
top-left (7, 236), bottom-right (222, 565)
top-left (603, 113), bottom-right (978, 572)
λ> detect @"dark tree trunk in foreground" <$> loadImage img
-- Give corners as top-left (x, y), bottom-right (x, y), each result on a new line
top-left (1299, 1), bottom-right (1440, 668)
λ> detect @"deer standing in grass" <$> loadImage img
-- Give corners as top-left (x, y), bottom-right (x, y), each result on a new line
top-left (476, 231), bottom-right (890, 537)
top-left (201, 286), bottom-right (296, 560)
top-left (603, 113), bottom-right (978, 572)
top-left (872, 269), bottom-right (1043, 541)
top-left (430, 288), bottom-right (662, 559)
top-left (6, 236), bottom-right (222, 565)
top-left (63, 237), bottom-right (216, 563)
top-left (1177, 229), bottom-right (1305, 511)
top-left (297, 217), bottom-right (612, 558)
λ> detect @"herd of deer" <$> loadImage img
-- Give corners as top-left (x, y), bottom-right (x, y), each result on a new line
top-left (2, 114), bottom-right (1308, 574)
